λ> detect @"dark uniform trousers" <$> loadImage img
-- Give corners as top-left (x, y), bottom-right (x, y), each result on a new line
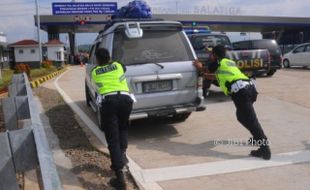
top-left (100, 94), bottom-right (133, 171)
top-left (231, 85), bottom-right (267, 141)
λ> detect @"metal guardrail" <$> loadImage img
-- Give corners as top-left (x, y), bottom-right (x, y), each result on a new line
top-left (0, 73), bottom-right (63, 190)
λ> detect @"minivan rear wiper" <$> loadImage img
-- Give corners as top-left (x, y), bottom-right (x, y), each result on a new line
top-left (153, 62), bottom-right (164, 69)
top-left (129, 62), bottom-right (165, 69)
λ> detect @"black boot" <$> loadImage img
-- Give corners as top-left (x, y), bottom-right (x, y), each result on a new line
top-left (250, 145), bottom-right (271, 160)
top-left (109, 170), bottom-right (127, 190)
top-left (122, 152), bottom-right (129, 165)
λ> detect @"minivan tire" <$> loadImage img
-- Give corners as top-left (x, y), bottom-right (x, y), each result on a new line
top-left (97, 106), bottom-right (102, 129)
top-left (85, 84), bottom-right (91, 107)
top-left (267, 69), bottom-right (276, 77)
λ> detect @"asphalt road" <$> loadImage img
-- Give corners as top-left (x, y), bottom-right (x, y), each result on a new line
top-left (55, 66), bottom-right (310, 190)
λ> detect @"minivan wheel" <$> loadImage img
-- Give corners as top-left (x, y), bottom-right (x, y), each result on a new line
top-left (97, 107), bottom-right (102, 129)
top-left (85, 84), bottom-right (91, 107)
top-left (172, 112), bottom-right (191, 122)
top-left (283, 59), bottom-right (290, 68)
top-left (267, 69), bottom-right (276, 77)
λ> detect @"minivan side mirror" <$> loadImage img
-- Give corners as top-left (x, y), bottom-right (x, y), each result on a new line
top-left (125, 22), bottom-right (143, 39)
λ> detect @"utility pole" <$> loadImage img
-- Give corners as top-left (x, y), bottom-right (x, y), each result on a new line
top-left (72, 0), bottom-right (77, 57)
top-left (175, 1), bottom-right (179, 14)
top-left (35, 0), bottom-right (42, 63)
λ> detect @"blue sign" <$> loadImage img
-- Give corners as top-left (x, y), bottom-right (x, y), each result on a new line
top-left (52, 2), bottom-right (117, 15)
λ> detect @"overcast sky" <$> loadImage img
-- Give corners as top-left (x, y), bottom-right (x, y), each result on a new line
top-left (1, 0), bottom-right (310, 44)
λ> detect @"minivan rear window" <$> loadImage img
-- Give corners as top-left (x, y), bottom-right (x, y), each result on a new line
top-left (112, 30), bottom-right (193, 65)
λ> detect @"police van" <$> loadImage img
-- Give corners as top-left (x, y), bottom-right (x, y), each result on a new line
top-left (188, 33), bottom-right (271, 96)
top-left (188, 33), bottom-right (271, 76)
top-left (85, 19), bottom-right (205, 123)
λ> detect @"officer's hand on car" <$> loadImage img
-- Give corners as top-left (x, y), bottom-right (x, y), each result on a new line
top-left (193, 59), bottom-right (203, 70)
top-left (193, 60), bottom-right (215, 80)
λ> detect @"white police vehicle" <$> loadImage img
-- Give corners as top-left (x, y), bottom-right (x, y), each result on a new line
top-left (85, 18), bottom-right (205, 123)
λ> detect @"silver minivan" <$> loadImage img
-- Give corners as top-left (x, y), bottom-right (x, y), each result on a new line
top-left (85, 19), bottom-right (205, 123)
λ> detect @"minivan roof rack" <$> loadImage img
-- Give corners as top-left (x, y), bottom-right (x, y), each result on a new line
top-left (111, 18), bottom-right (164, 23)
top-left (99, 18), bottom-right (165, 34)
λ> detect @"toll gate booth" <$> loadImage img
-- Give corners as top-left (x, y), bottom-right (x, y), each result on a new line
top-left (35, 2), bottom-right (310, 59)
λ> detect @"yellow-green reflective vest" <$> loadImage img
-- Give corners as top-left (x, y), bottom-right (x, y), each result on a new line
top-left (91, 62), bottom-right (129, 95)
top-left (216, 58), bottom-right (249, 95)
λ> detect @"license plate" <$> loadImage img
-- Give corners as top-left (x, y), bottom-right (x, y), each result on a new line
top-left (143, 80), bottom-right (172, 93)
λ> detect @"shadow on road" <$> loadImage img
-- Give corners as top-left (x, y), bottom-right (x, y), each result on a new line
top-left (205, 90), bottom-right (231, 104)
top-left (129, 118), bottom-right (249, 160)
top-left (282, 67), bottom-right (310, 71)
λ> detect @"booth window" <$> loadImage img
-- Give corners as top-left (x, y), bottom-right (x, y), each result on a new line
top-left (56, 52), bottom-right (61, 60)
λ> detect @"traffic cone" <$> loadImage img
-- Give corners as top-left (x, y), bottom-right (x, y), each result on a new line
top-left (80, 62), bottom-right (84, 67)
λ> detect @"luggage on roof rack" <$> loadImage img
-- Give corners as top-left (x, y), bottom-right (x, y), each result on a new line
top-left (99, 0), bottom-right (154, 33)
top-left (114, 0), bottom-right (152, 19)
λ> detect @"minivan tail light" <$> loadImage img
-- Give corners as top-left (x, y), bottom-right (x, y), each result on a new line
top-left (197, 76), bottom-right (203, 88)
top-left (197, 76), bottom-right (204, 98)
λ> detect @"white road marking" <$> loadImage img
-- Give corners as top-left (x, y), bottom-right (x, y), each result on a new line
top-left (128, 157), bottom-right (164, 190)
top-left (54, 67), bottom-right (310, 189)
top-left (54, 68), bottom-right (163, 190)
top-left (141, 150), bottom-right (310, 183)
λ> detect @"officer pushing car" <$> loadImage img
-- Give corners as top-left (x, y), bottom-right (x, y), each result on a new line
top-left (193, 45), bottom-right (271, 160)
top-left (91, 48), bottom-right (134, 190)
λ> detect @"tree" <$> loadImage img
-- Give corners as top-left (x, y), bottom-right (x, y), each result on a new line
top-left (0, 45), bottom-right (4, 60)
top-left (0, 44), bottom-right (3, 80)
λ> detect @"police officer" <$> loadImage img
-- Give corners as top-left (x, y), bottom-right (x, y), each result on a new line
top-left (193, 45), bottom-right (271, 160)
top-left (91, 48), bottom-right (133, 190)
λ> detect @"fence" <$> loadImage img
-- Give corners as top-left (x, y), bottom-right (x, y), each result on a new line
top-left (0, 73), bottom-right (62, 190)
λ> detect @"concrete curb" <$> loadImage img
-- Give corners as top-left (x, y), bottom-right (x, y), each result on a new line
top-left (30, 68), bottom-right (67, 88)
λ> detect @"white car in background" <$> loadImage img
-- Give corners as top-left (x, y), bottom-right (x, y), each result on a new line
top-left (283, 43), bottom-right (310, 68)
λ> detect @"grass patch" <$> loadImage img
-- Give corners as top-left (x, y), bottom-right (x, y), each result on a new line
top-left (0, 67), bottom-right (59, 89)
top-left (30, 67), bottom-right (58, 80)
top-left (0, 69), bottom-right (14, 89)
